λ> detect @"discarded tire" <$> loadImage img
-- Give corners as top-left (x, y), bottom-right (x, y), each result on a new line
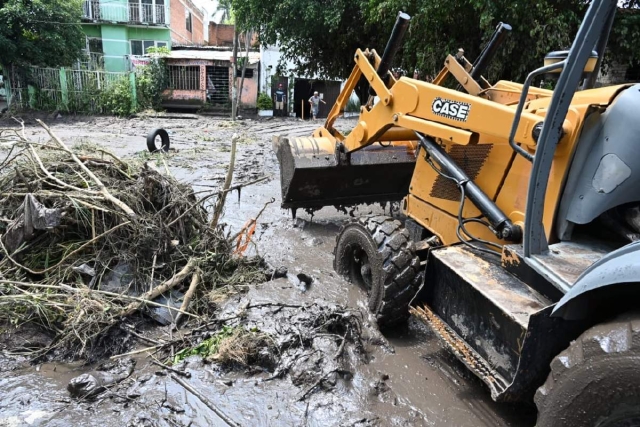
top-left (147, 128), bottom-right (170, 153)
top-left (334, 215), bottom-right (422, 327)
top-left (534, 312), bottom-right (640, 426)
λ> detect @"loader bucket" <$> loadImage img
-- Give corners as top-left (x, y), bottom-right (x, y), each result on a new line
top-left (273, 136), bottom-right (417, 210)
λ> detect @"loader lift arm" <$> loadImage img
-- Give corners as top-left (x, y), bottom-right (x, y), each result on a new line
top-left (316, 30), bottom-right (547, 156)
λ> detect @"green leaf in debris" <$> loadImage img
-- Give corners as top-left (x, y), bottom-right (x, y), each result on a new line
top-left (172, 325), bottom-right (238, 365)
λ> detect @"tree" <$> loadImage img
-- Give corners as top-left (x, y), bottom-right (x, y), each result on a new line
top-left (608, 1), bottom-right (640, 72)
top-left (0, 0), bottom-right (86, 68)
top-left (230, 0), bottom-right (382, 79)
top-left (230, 0), bottom-right (637, 85)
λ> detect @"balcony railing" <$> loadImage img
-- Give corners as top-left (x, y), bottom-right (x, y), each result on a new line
top-left (82, 0), bottom-right (169, 25)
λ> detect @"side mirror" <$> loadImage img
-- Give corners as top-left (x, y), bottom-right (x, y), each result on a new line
top-left (544, 50), bottom-right (598, 74)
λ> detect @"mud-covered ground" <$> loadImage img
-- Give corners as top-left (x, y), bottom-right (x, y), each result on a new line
top-left (0, 113), bottom-right (536, 426)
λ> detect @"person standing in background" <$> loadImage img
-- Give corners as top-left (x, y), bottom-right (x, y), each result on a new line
top-left (274, 83), bottom-right (286, 117)
top-left (308, 91), bottom-right (326, 121)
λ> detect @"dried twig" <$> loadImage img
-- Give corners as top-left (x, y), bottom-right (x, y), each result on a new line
top-left (0, 221), bottom-right (131, 275)
top-left (0, 281), bottom-right (200, 318)
top-left (36, 119), bottom-right (136, 218)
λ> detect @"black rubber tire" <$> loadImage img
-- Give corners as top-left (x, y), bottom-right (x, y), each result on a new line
top-left (535, 312), bottom-right (640, 427)
top-left (147, 128), bottom-right (170, 153)
top-left (334, 215), bottom-right (422, 327)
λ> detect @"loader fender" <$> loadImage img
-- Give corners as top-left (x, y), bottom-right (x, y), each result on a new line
top-left (552, 240), bottom-right (640, 319)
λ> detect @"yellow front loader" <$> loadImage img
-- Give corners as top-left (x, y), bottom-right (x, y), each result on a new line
top-left (274, 2), bottom-right (640, 425)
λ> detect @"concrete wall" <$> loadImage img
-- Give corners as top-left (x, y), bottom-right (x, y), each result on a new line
top-left (236, 67), bottom-right (258, 106)
top-left (170, 0), bottom-right (206, 45)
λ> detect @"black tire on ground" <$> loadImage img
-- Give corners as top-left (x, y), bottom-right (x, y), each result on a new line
top-left (535, 312), bottom-right (640, 427)
top-left (147, 128), bottom-right (170, 153)
top-left (333, 215), bottom-right (422, 327)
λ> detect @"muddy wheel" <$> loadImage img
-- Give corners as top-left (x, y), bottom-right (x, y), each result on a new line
top-left (147, 128), bottom-right (170, 153)
top-left (535, 312), bottom-right (640, 427)
top-left (334, 215), bottom-right (422, 327)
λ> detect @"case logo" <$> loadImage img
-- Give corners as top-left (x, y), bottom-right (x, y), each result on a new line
top-left (432, 98), bottom-right (470, 122)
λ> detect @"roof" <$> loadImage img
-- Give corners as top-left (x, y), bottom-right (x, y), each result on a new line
top-left (165, 50), bottom-right (261, 64)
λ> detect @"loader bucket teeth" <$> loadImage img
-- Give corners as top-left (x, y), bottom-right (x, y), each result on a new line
top-left (273, 136), bottom-right (417, 210)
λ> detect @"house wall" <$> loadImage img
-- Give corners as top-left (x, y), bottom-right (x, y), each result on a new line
top-left (164, 59), bottom-right (208, 104)
top-left (82, 0), bottom-right (172, 74)
top-left (208, 23), bottom-right (235, 47)
top-left (236, 67), bottom-right (259, 106)
top-left (170, 0), bottom-right (206, 45)
top-left (162, 58), bottom-right (259, 108)
top-left (101, 25), bottom-right (130, 72)
top-left (80, 24), bottom-right (171, 72)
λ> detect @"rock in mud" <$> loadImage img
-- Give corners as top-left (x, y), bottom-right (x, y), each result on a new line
top-left (67, 358), bottom-right (136, 398)
top-left (287, 273), bottom-right (314, 291)
top-left (272, 265), bottom-right (288, 279)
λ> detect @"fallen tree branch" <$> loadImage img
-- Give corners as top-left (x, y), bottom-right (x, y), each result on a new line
top-left (119, 258), bottom-right (198, 317)
top-left (36, 119), bottom-right (136, 218)
top-left (174, 271), bottom-right (200, 327)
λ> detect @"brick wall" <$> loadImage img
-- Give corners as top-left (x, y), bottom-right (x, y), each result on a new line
top-left (170, 0), bottom-right (205, 45)
top-left (208, 24), bottom-right (258, 47)
top-left (209, 23), bottom-right (235, 47)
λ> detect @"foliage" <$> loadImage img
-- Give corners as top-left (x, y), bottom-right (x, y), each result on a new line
top-left (0, 0), bottom-right (85, 67)
top-left (136, 58), bottom-right (169, 111)
top-left (147, 46), bottom-right (171, 56)
top-left (609, 4), bottom-right (640, 70)
top-left (257, 92), bottom-right (273, 110)
top-left (100, 78), bottom-right (136, 117)
top-left (230, 0), bottom-right (639, 84)
top-left (173, 326), bottom-right (238, 364)
top-left (345, 95), bottom-right (361, 113)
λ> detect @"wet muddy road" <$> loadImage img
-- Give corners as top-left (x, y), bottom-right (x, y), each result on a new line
top-left (0, 114), bottom-right (536, 426)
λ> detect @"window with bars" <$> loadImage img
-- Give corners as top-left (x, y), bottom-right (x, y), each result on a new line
top-left (168, 66), bottom-right (200, 90)
top-left (186, 9), bottom-right (192, 33)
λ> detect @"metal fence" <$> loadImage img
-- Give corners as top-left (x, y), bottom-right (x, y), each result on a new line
top-left (6, 66), bottom-right (131, 113)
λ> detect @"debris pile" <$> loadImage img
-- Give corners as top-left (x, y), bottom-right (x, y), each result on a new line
top-left (0, 121), bottom-right (267, 361)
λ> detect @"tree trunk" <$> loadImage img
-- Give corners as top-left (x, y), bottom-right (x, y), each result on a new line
top-left (231, 27), bottom-right (239, 120)
top-left (235, 30), bottom-right (251, 114)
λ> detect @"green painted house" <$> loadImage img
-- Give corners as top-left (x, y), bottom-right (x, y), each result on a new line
top-left (80, 0), bottom-right (171, 72)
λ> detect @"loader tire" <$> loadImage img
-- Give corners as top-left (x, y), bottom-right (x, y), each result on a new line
top-left (535, 312), bottom-right (640, 427)
top-left (334, 216), bottom-right (422, 328)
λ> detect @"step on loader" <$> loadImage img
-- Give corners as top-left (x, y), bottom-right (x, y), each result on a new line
top-left (274, 1), bottom-right (640, 425)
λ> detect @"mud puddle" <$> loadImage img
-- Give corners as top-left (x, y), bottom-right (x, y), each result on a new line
top-left (0, 115), bottom-right (535, 426)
